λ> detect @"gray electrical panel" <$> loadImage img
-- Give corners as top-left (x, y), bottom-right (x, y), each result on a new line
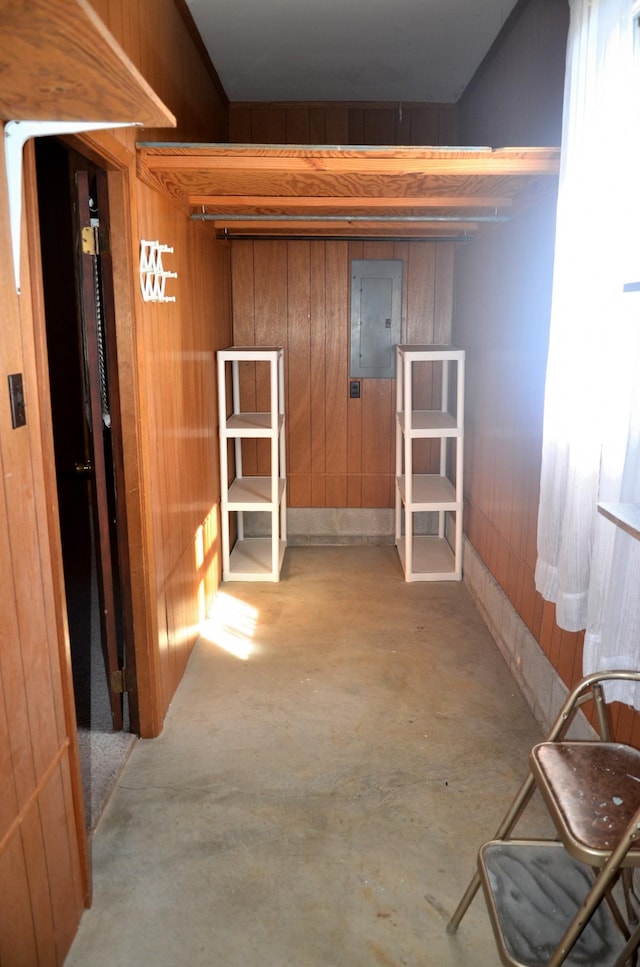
top-left (350, 260), bottom-right (402, 379)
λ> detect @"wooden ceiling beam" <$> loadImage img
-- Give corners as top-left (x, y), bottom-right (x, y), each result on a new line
top-left (137, 144), bottom-right (560, 239)
top-left (142, 151), bottom-right (559, 177)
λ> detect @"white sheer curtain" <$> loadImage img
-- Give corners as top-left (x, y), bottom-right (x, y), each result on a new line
top-left (535, 0), bottom-right (640, 705)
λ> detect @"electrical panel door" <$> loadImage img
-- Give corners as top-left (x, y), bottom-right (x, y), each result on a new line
top-left (350, 260), bottom-right (402, 379)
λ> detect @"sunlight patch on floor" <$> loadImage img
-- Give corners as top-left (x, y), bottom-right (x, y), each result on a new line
top-left (199, 590), bottom-right (259, 660)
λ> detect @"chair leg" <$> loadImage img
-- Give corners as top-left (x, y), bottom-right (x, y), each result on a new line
top-left (446, 770), bottom-right (538, 933)
top-left (548, 827), bottom-right (640, 967)
top-left (613, 919), bottom-right (640, 967)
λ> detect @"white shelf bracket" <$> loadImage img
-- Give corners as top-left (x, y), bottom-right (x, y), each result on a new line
top-left (4, 119), bottom-right (140, 294)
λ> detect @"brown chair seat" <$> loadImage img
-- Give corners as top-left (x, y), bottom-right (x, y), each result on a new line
top-left (531, 741), bottom-right (640, 863)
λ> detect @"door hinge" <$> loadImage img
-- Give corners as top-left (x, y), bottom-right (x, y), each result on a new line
top-left (81, 225), bottom-right (99, 255)
top-left (111, 667), bottom-right (136, 694)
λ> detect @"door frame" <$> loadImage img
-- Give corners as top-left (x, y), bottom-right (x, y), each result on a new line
top-left (23, 129), bottom-right (161, 894)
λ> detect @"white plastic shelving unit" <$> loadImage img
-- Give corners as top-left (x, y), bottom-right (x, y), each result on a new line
top-left (395, 344), bottom-right (465, 581)
top-left (217, 347), bottom-right (287, 582)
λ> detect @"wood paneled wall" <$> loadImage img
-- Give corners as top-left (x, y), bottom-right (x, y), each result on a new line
top-left (88, 0), bottom-right (229, 142)
top-left (231, 239), bottom-right (455, 507)
top-left (451, 0), bottom-right (635, 736)
top-left (229, 102), bottom-right (458, 145)
top-left (0, 140), bottom-right (85, 964)
top-left (136, 182), bottom-right (232, 721)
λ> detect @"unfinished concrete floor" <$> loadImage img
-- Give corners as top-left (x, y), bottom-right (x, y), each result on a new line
top-left (65, 545), bottom-right (551, 966)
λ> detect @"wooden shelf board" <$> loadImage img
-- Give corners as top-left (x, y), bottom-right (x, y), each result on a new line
top-left (0, 0), bottom-right (175, 126)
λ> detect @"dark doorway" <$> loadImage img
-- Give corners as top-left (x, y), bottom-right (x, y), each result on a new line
top-left (35, 138), bottom-right (137, 831)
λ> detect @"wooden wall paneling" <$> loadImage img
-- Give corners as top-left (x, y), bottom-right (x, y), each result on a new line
top-left (556, 627), bottom-right (578, 688)
top-left (88, 0), bottom-right (229, 143)
top-left (394, 110), bottom-right (413, 146)
top-left (438, 107), bottom-right (459, 145)
top-left (433, 244), bottom-right (454, 344)
top-left (364, 109), bottom-right (398, 146)
top-left (136, 178), bottom-right (232, 726)
top-left (286, 109), bottom-right (311, 145)
top-left (347, 389), bottom-right (363, 508)
top-left (230, 107), bottom-right (252, 142)
top-left (156, 592), bottom-right (171, 717)
top-left (308, 108), bottom-right (327, 144)
top-left (324, 108), bottom-right (350, 143)
top-left (324, 242), bottom-right (349, 506)
top-left (0, 836), bottom-right (38, 962)
top-left (408, 107), bottom-right (440, 146)
top-left (287, 242), bottom-right (312, 507)
top-left (251, 107), bottom-right (287, 144)
top-left (310, 243), bottom-right (327, 506)
top-left (37, 765), bottom-right (84, 959)
top-left (254, 242), bottom-right (289, 475)
top-left (226, 103), bottom-right (458, 148)
top-left (362, 239), bottom-right (395, 262)
top-left (2, 220), bottom-right (64, 788)
top-left (20, 803), bottom-right (57, 962)
top-left (361, 378), bottom-right (394, 506)
top-left (347, 109), bottom-right (365, 145)
top-left (1, 138), bottom-right (85, 957)
top-left (629, 710), bottom-right (640, 750)
top-left (231, 241), bottom-right (259, 475)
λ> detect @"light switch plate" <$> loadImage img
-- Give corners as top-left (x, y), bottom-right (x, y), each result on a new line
top-left (8, 373), bottom-right (26, 428)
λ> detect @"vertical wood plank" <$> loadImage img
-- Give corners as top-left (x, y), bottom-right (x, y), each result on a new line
top-left (289, 474), bottom-right (312, 506)
top-left (348, 109), bottom-right (365, 144)
top-left (254, 242), bottom-right (288, 474)
top-left (229, 107), bottom-right (252, 141)
top-left (0, 836), bottom-right (38, 965)
top-left (310, 243), bottom-right (327, 506)
top-left (308, 109), bottom-right (326, 144)
top-left (324, 242), bottom-right (348, 479)
top-left (231, 241), bottom-right (258, 473)
top-left (251, 108), bottom-right (287, 144)
top-left (364, 109), bottom-right (396, 145)
top-left (409, 107), bottom-right (440, 145)
top-left (286, 109), bottom-right (310, 144)
top-left (324, 108), bottom-right (349, 143)
top-left (287, 243), bottom-right (312, 476)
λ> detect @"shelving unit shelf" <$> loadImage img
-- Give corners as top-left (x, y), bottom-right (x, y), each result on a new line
top-left (395, 345), bottom-right (465, 581)
top-left (217, 347), bottom-right (287, 582)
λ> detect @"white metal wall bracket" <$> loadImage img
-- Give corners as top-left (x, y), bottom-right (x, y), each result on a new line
top-left (4, 119), bottom-right (140, 294)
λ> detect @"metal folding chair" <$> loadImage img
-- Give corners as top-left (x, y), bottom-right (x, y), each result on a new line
top-left (447, 670), bottom-right (640, 966)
